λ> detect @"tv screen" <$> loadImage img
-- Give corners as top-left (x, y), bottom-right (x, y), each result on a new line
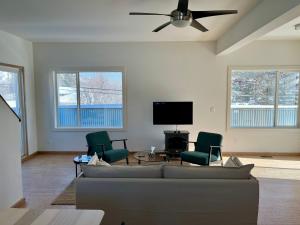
top-left (153, 102), bottom-right (193, 125)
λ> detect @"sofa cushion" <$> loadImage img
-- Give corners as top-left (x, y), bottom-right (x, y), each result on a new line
top-left (81, 165), bottom-right (163, 178)
top-left (163, 164), bottom-right (254, 179)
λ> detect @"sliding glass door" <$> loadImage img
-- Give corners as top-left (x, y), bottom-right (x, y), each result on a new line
top-left (0, 64), bottom-right (28, 157)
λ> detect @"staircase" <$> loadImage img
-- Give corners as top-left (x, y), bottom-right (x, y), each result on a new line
top-left (0, 95), bottom-right (23, 208)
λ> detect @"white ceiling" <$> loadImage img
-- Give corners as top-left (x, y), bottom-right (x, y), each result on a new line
top-left (261, 16), bottom-right (300, 40)
top-left (0, 0), bottom-right (258, 42)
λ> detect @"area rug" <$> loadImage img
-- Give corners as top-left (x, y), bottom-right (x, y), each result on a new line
top-left (51, 179), bottom-right (76, 205)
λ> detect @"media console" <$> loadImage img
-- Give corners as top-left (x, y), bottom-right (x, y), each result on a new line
top-left (164, 130), bottom-right (189, 157)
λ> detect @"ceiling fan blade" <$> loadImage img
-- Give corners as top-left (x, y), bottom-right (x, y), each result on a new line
top-left (153, 22), bottom-right (171, 32)
top-left (129, 12), bottom-right (171, 16)
top-left (190, 20), bottom-right (208, 32)
top-left (177, 0), bottom-right (189, 14)
top-left (192, 10), bottom-right (238, 19)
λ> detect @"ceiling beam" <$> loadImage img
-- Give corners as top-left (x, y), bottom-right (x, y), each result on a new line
top-left (216, 0), bottom-right (300, 55)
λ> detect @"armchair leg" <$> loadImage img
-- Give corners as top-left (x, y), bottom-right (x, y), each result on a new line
top-left (126, 157), bottom-right (129, 165)
top-left (220, 151), bottom-right (224, 166)
top-left (181, 159), bottom-right (183, 165)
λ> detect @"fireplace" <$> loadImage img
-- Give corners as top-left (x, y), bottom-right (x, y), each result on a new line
top-left (164, 131), bottom-right (189, 157)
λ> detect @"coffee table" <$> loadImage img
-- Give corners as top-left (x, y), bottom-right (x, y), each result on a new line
top-left (133, 151), bottom-right (168, 164)
top-left (73, 155), bottom-right (92, 177)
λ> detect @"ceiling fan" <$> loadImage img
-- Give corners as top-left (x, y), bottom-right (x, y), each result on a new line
top-left (129, 0), bottom-right (238, 32)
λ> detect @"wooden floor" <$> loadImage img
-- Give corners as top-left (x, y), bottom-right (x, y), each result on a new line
top-left (20, 153), bottom-right (300, 225)
top-left (21, 153), bottom-right (77, 209)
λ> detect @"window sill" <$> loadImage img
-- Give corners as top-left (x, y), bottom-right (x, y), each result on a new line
top-left (53, 127), bottom-right (126, 132)
top-left (227, 127), bottom-right (300, 134)
top-left (229, 126), bottom-right (300, 130)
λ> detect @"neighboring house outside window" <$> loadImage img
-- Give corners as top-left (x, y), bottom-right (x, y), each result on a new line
top-left (229, 67), bottom-right (300, 128)
top-left (54, 69), bottom-right (125, 129)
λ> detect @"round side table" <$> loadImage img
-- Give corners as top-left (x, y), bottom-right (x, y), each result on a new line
top-left (73, 155), bottom-right (92, 177)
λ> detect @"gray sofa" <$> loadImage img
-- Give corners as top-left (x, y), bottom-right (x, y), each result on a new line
top-left (76, 165), bottom-right (259, 225)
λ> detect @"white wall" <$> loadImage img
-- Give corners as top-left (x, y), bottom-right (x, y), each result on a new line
top-left (0, 30), bottom-right (38, 154)
top-left (33, 41), bottom-right (300, 153)
top-left (0, 98), bottom-right (23, 208)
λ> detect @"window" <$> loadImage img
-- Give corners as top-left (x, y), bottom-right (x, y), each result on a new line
top-left (54, 70), bottom-right (125, 129)
top-left (0, 67), bottom-right (21, 116)
top-left (229, 68), bottom-right (300, 128)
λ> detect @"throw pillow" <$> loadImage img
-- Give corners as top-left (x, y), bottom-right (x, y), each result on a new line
top-left (96, 158), bottom-right (112, 166)
top-left (87, 153), bottom-right (100, 166)
top-left (224, 156), bottom-right (243, 167)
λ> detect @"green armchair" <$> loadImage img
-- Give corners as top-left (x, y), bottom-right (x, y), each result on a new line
top-left (180, 132), bottom-right (223, 166)
top-left (86, 131), bottom-right (129, 164)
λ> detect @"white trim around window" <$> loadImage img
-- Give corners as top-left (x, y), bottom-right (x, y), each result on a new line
top-left (227, 66), bottom-right (300, 130)
top-left (52, 67), bottom-right (127, 131)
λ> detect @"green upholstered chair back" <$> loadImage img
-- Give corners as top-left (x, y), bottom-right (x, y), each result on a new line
top-left (195, 132), bottom-right (223, 157)
top-left (86, 131), bottom-right (113, 156)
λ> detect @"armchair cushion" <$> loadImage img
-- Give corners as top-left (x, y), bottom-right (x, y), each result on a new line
top-left (102, 149), bottom-right (129, 163)
top-left (196, 132), bottom-right (222, 157)
top-left (181, 151), bottom-right (218, 165)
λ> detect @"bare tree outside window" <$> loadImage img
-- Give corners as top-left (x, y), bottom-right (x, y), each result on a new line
top-left (79, 72), bottom-right (122, 105)
top-left (0, 71), bottom-right (20, 115)
top-left (230, 69), bottom-right (300, 128)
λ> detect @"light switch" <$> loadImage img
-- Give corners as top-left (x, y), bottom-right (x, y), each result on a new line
top-left (210, 106), bottom-right (215, 113)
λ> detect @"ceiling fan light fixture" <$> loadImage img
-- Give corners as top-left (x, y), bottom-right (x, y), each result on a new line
top-left (295, 23), bottom-right (300, 30)
top-left (171, 18), bottom-right (192, 27)
top-left (170, 10), bottom-right (192, 27)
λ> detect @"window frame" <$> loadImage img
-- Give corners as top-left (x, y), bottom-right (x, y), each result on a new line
top-left (227, 66), bottom-right (300, 130)
top-left (53, 67), bottom-right (127, 131)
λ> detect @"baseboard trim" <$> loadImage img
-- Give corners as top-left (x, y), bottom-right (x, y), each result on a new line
top-left (11, 198), bottom-right (25, 208)
top-left (24, 150), bottom-right (300, 157)
top-left (22, 151), bottom-right (39, 162)
top-left (37, 151), bottom-right (86, 155)
top-left (130, 151), bottom-right (300, 157)
top-left (223, 152), bottom-right (300, 157)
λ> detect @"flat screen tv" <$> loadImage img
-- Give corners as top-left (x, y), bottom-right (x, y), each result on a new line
top-left (153, 102), bottom-right (193, 125)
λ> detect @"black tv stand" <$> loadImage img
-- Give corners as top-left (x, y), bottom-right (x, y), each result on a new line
top-left (164, 130), bottom-right (189, 157)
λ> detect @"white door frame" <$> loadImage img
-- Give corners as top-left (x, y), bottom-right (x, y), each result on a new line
top-left (0, 63), bottom-right (28, 157)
